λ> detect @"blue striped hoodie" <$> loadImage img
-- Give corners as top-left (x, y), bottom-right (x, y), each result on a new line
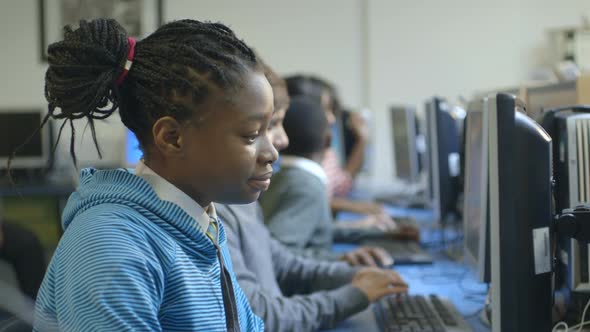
top-left (34, 168), bottom-right (264, 332)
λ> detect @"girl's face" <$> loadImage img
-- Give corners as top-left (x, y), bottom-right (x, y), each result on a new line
top-left (268, 107), bottom-right (289, 152)
top-left (171, 71), bottom-right (278, 205)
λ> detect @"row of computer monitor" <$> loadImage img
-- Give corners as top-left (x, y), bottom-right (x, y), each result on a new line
top-left (407, 93), bottom-right (553, 331)
top-left (398, 92), bottom-right (588, 331)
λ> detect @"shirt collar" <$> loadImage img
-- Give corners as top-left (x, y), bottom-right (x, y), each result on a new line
top-left (134, 160), bottom-right (214, 233)
top-left (280, 156), bottom-right (328, 185)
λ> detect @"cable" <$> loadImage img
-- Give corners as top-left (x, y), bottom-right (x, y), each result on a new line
top-left (553, 321), bottom-right (569, 332)
top-left (457, 269), bottom-right (488, 295)
top-left (576, 298), bottom-right (590, 332)
top-left (552, 296), bottom-right (590, 332)
top-left (464, 306), bottom-right (485, 319)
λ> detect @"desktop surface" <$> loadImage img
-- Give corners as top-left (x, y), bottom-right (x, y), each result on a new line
top-left (325, 250), bottom-right (489, 332)
top-left (331, 206), bottom-right (489, 332)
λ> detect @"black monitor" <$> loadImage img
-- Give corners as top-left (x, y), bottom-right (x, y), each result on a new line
top-left (462, 98), bottom-right (491, 283)
top-left (0, 110), bottom-right (52, 175)
top-left (487, 93), bottom-right (553, 331)
top-left (390, 105), bottom-right (420, 182)
top-left (424, 97), bottom-right (462, 224)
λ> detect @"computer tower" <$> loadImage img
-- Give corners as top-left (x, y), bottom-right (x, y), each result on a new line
top-left (543, 110), bottom-right (590, 292)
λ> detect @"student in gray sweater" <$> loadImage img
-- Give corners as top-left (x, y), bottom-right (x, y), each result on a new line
top-left (261, 96), bottom-right (393, 264)
top-left (218, 63), bottom-right (408, 331)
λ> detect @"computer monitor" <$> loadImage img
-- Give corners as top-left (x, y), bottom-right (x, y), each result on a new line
top-left (390, 105), bottom-right (420, 182)
top-left (424, 97), bottom-right (462, 224)
top-left (462, 98), bottom-right (490, 283)
top-left (0, 110), bottom-right (52, 172)
top-left (124, 129), bottom-right (143, 167)
top-left (487, 93), bottom-right (553, 332)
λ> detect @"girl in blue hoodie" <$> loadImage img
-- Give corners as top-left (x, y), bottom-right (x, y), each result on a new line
top-left (31, 18), bottom-right (276, 332)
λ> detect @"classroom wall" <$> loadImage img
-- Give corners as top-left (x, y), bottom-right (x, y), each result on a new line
top-left (1, 0), bottom-right (589, 184)
top-left (367, 0), bottom-right (590, 184)
top-left (166, 0), bottom-right (365, 109)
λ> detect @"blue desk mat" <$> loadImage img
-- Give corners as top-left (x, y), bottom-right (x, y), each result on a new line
top-left (329, 206), bottom-right (490, 331)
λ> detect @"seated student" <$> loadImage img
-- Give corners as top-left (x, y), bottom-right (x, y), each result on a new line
top-left (29, 18), bottom-right (272, 331)
top-left (286, 75), bottom-right (396, 224)
top-left (260, 96), bottom-right (389, 264)
top-left (217, 62), bottom-right (408, 331)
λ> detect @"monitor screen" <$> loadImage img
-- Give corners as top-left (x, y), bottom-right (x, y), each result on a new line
top-left (463, 110), bottom-right (484, 265)
top-left (0, 110), bottom-right (50, 170)
top-left (125, 129), bottom-right (142, 167)
top-left (0, 112), bottom-right (43, 157)
top-left (391, 106), bottom-right (413, 180)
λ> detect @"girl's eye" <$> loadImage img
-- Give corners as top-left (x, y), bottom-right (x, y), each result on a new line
top-left (244, 132), bottom-right (259, 143)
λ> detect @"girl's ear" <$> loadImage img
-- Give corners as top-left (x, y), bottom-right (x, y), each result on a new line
top-left (152, 116), bottom-right (183, 156)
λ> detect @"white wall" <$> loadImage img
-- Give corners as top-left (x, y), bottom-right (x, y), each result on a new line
top-left (1, 0), bottom-right (589, 182)
top-left (165, 0), bottom-right (364, 108)
top-left (368, 0), bottom-right (590, 183)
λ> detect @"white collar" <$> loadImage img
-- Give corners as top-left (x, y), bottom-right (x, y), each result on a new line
top-left (134, 160), bottom-right (215, 233)
top-left (280, 156), bottom-right (328, 185)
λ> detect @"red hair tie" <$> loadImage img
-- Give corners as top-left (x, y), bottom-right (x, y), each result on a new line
top-left (115, 37), bottom-right (136, 86)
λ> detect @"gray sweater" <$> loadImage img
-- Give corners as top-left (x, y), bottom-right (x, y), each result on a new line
top-left (217, 203), bottom-right (369, 331)
top-left (260, 166), bottom-right (336, 260)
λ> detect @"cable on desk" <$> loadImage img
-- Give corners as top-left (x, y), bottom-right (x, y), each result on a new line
top-left (552, 296), bottom-right (590, 332)
top-left (419, 270), bottom-right (466, 285)
top-left (464, 306), bottom-right (485, 319)
top-left (457, 269), bottom-right (488, 295)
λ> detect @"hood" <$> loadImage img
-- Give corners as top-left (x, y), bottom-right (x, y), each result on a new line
top-left (61, 168), bottom-right (225, 252)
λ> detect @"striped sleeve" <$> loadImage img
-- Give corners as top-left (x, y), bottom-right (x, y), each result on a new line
top-left (34, 209), bottom-right (168, 332)
top-left (322, 148), bottom-right (353, 197)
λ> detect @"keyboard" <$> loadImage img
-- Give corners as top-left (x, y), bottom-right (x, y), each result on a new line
top-left (375, 194), bottom-right (428, 209)
top-left (374, 294), bottom-right (473, 332)
top-left (360, 238), bottom-right (433, 265)
top-left (334, 217), bottom-right (420, 243)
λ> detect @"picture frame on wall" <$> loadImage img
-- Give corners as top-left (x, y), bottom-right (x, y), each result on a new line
top-left (39, 0), bottom-right (164, 61)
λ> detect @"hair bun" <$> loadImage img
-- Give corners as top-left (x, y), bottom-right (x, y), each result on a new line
top-left (45, 18), bottom-right (130, 121)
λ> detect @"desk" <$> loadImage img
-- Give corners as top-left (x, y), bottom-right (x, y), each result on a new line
top-left (327, 206), bottom-right (490, 332)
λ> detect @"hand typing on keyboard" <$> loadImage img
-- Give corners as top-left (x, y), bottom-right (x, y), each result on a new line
top-left (352, 267), bottom-right (409, 302)
top-left (340, 246), bottom-right (394, 267)
top-left (350, 213), bottom-right (398, 232)
top-left (388, 224), bottom-right (421, 242)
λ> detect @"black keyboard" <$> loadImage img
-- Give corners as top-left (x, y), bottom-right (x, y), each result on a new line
top-left (375, 193), bottom-right (428, 209)
top-left (360, 239), bottom-right (433, 265)
top-left (334, 217), bottom-right (420, 244)
top-left (374, 294), bottom-right (473, 332)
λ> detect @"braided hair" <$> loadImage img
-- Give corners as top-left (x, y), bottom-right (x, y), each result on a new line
top-left (17, 18), bottom-right (261, 168)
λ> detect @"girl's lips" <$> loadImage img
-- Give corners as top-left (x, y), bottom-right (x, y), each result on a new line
top-left (248, 172), bottom-right (272, 191)
top-left (247, 178), bottom-right (271, 191)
